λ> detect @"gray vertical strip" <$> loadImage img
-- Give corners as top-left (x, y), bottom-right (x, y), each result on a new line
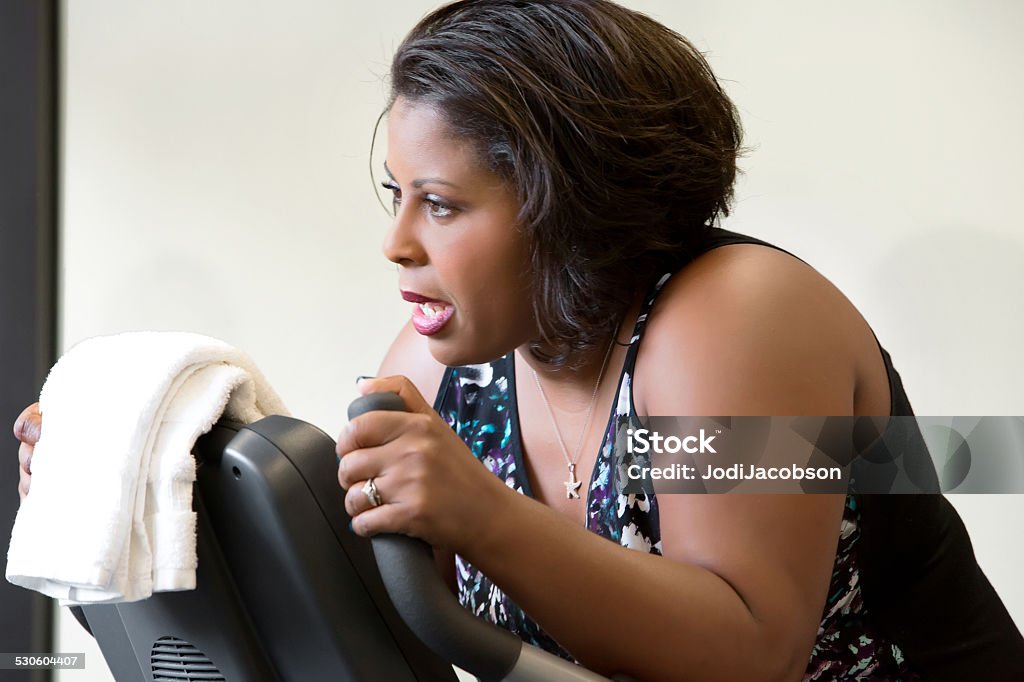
top-left (0, 1), bottom-right (59, 681)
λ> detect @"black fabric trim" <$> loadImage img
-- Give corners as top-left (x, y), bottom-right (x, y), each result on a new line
top-left (431, 365), bottom-right (454, 414)
top-left (504, 353), bottom-right (535, 499)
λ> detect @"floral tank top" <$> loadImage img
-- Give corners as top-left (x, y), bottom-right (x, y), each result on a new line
top-left (432, 271), bottom-right (921, 680)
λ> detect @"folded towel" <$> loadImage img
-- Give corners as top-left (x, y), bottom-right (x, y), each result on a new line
top-left (5, 331), bottom-right (287, 605)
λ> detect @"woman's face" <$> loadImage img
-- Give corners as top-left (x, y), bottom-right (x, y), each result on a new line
top-left (382, 97), bottom-right (538, 366)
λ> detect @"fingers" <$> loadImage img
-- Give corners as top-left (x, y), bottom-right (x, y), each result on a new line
top-left (356, 375), bottom-right (433, 415)
top-left (13, 403), bottom-right (41, 445)
top-left (15, 403), bottom-right (40, 501)
top-left (18, 441), bottom-right (33, 475)
top-left (336, 410), bottom-right (395, 491)
top-left (342, 472), bottom-right (412, 537)
top-left (337, 409), bottom-right (409, 457)
top-left (19, 466), bottom-right (30, 500)
top-left (336, 406), bottom-right (435, 460)
top-left (337, 410), bottom-right (438, 492)
top-left (337, 412), bottom-right (430, 490)
top-left (338, 374), bottom-right (438, 482)
top-left (348, 500), bottom-right (408, 539)
top-left (343, 476), bottom-right (390, 517)
top-left (339, 375), bottom-right (447, 541)
top-left (18, 441), bottom-right (34, 500)
top-left (337, 446), bottom-right (373, 491)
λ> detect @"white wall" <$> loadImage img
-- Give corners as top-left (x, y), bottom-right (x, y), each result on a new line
top-left (55, 1), bottom-right (1023, 679)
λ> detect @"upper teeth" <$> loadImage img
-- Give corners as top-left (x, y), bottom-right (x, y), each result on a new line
top-left (420, 302), bottom-right (445, 318)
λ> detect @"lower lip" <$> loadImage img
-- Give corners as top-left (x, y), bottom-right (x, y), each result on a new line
top-left (411, 303), bottom-right (455, 336)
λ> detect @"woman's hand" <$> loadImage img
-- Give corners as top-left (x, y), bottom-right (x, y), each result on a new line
top-left (13, 403), bottom-right (42, 501)
top-left (336, 376), bottom-right (510, 553)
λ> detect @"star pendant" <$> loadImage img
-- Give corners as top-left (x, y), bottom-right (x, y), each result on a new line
top-left (565, 463), bottom-right (582, 500)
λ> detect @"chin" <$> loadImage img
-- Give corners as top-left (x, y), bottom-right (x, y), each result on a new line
top-left (427, 335), bottom-right (510, 368)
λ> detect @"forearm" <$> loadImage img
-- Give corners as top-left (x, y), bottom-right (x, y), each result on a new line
top-left (461, 490), bottom-right (803, 682)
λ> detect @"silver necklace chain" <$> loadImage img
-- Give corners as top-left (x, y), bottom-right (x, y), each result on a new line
top-left (527, 336), bottom-right (616, 500)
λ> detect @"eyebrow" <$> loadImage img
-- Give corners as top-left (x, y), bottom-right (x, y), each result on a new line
top-left (383, 161), bottom-right (461, 190)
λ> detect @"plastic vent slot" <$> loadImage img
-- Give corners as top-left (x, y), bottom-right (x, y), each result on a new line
top-left (151, 636), bottom-right (226, 681)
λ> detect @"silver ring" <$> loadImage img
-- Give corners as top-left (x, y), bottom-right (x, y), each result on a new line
top-left (362, 477), bottom-right (382, 507)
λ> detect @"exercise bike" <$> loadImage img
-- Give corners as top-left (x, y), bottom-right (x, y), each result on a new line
top-left (76, 393), bottom-right (621, 681)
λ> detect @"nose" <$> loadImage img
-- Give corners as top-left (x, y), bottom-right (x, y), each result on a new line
top-left (382, 205), bottom-right (426, 267)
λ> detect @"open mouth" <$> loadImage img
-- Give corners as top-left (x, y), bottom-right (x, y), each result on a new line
top-left (402, 291), bottom-right (455, 336)
top-left (411, 301), bottom-right (455, 335)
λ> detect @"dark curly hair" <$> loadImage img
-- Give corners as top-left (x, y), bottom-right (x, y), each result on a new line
top-left (387, 0), bottom-right (743, 367)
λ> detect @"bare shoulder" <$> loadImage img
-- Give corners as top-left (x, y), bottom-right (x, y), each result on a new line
top-left (635, 242), bottom-right (883, 417)
top-left (377, 320), bottom-right (448, 406)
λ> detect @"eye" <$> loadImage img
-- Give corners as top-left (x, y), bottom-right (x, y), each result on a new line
top-left (380, 181), bottom-right (402, 215)
top-left (424, 195), bottom-right (455, 219)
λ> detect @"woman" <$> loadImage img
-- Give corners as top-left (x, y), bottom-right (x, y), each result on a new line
top-left (16, 1), bottom-right (1023, 679)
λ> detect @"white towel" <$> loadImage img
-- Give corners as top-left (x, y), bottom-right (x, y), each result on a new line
top-left (5, 331), bottom-right (287, 605)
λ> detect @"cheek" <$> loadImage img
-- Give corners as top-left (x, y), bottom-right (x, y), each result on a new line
top-left (461, 272), bottom-right (532, 326)
top-left (444, 229), bottom-right (531, 309)
top-left (480, 265), bottom-right (536, 346)
top-left (497, 233), bottom-right (534, 302)
top-left (446, 250), bottom-right (536, 358)
top-left (433, 215), bottom-right (535, 351)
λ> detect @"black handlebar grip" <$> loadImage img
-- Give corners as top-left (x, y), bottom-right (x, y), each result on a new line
top-left (346, 391), bottom-right (407, 420)
top-left (346, 392), bottom-right (522, 681)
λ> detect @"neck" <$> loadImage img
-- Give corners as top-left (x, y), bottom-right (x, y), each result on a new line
top-left (515, 331), bottom-right (619, 420)
top-left (515, 340), bottom-right (614, 387)
top-left (519, 286), bottom-right (644, 378)
top-left (516, 287), bottom-right (644, 405)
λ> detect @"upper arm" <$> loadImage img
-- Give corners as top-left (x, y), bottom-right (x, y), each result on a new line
top-left (636, 244), bottom-right (858, 674)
